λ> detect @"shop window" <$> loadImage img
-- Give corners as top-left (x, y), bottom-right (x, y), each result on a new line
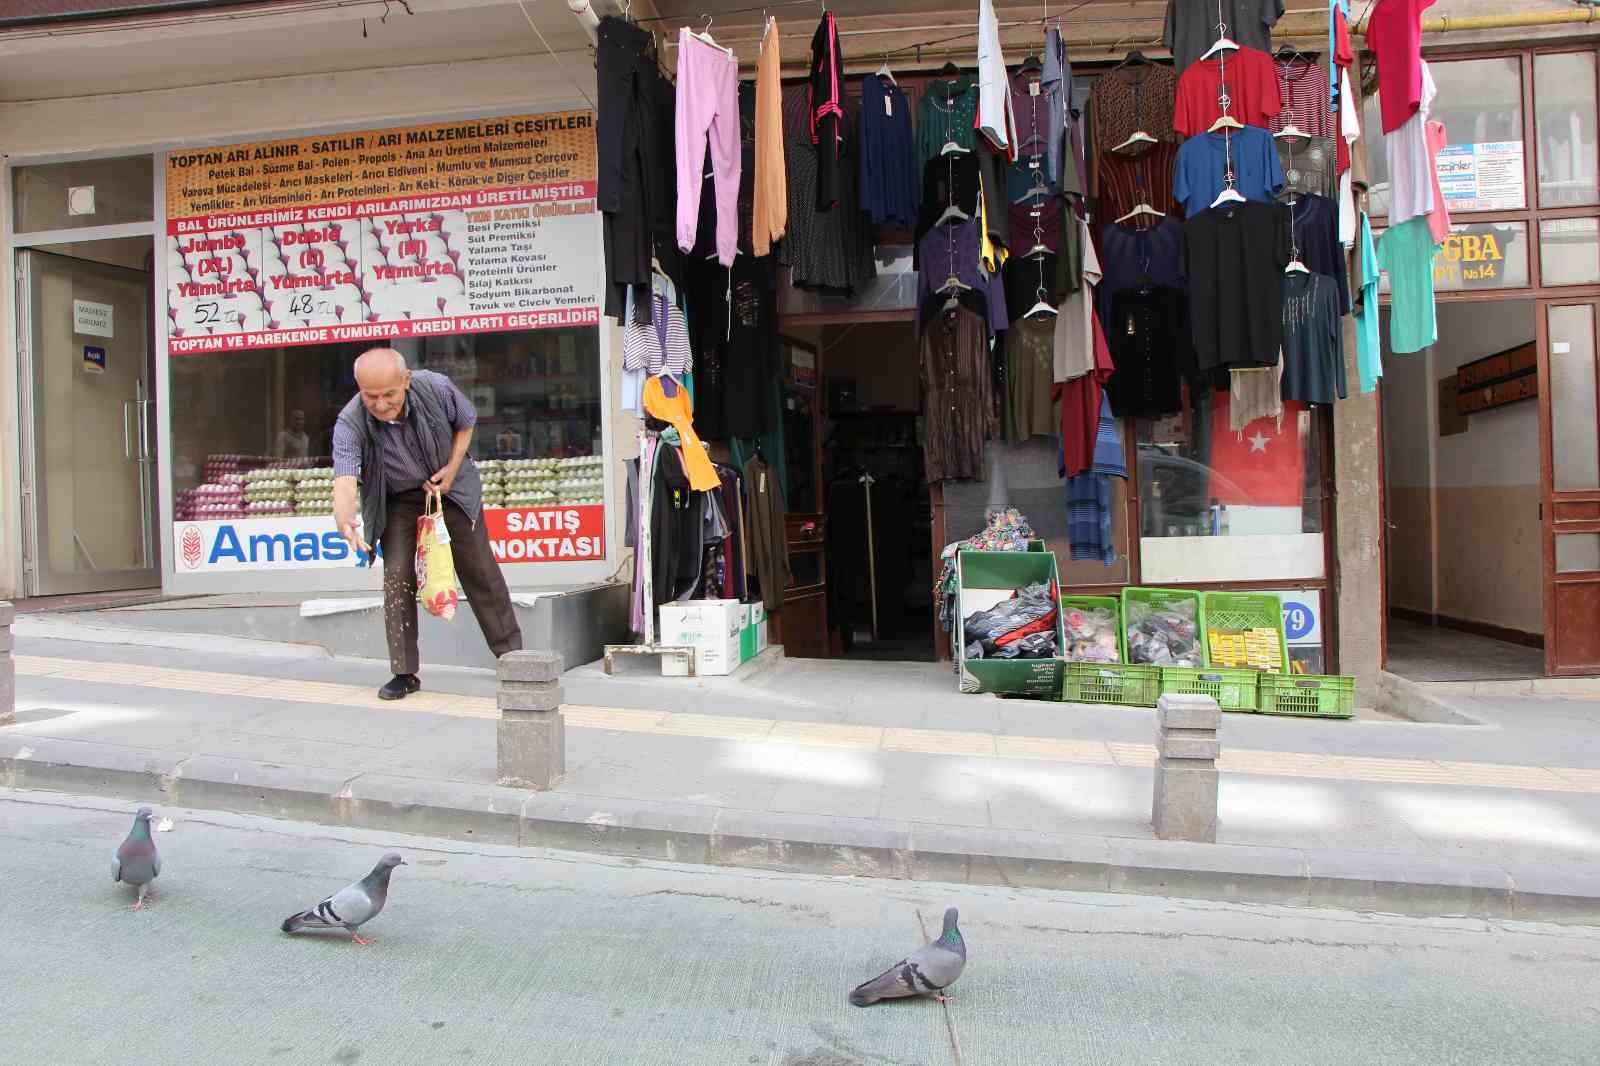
top-left (13, 156), bottom-right (154, 233)
top-left (1535, 51), bottom-right (1599, 208)
top-left (1540, 217), bottom-right (1600, 286)
top-left (167, 327), bottom-right (602, 532)
top-left (1376, 221), bottom-right (1531, 293)
top-left (1365, 57), bottom-right (1525, 217)
top-left (1135, 395), bottom-right (1327, 583)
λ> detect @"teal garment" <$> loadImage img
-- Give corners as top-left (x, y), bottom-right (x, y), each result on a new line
top-left (1354, 212), bottom-right (1383, 392)
top-left (1375, 216), bottom-right (1439, 355)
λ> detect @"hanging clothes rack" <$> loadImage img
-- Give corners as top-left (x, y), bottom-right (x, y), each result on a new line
top-left (602, 427), bottom-right (699, 676)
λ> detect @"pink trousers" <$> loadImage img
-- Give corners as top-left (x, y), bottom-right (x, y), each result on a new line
top-left (675, 29), bottom-right (742, 266)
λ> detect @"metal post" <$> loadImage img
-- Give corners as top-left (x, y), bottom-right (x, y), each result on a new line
top-left (495, 650), bottom-right (565, 790)
top-left (0, 602), bottom-right (14, 726)
top-left (1152, 694), bottom-right (1221, 842)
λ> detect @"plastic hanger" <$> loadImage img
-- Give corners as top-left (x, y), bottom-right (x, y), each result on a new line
top-left (935, 202), bottom-right (970, 226)
top-left (690, 14), bottom-right (733, 58)
top-left (1208, 114), bottom-right (1243, 132)
top-left (1019, 54), bottom-right (1042, 74)
top-left (1273, 122), bottom-right (1308, 140)
top-left (1285, 254), bottom-right (1309, 274)
top-left (1113, 130), bottom-right (1158, 153)
top-left (1114, 49), bottom-right (1149, 68)
top-left (1200, 26), bottom-right (1238, 62)
top-left (1024, 243), bottom-right (1056, 319)
top-left (1115, 201), bottom-right (1166, 224)
top-left (875, 56), bottom-right (896, 85)
top-left (1210, 180), bottom-right (1246, 208)
top-left (940, 139), bottom-right (971, 156)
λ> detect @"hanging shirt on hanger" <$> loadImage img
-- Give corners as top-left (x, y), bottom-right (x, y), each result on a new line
top-left (1107, 285), bottom-right (1192, 418)
top-left (1004, 314), bottom-right (1058, 442)
top-left (1280, 192), bottom-right (1350, 313)
top-left (1042, 28), bottom-right (1077, 190)
top-left (1338, 65), bottom-right (1364, 247)
top-left (1275, 134), bottom-right (1337, 201)
top-left (975, 0), bottom-right (1019, 159)
top-left (1055, 313), bottom-right (1115, 478)
top-left (1173, 127), bottom-right (1285, 216)
top-left (859, 74), bottom-right (919, 228)
top-left (1280, 271), bottom-right (1347, 404)
top-left (643, 375), bottom-right (721, 492)
top-left (807, 11), bottom-right (846, 210)
top-left (916, 76), bottom-right (979, 168)
top-left (1053, 218), bottom-right (1103, 383)
top-left (1375, 216), bottom-right (1440, 354)
top-left (1385, 60), bottom-right (1438, 225)
top-left (1182, 199), bottom-right (1290, 370)
top-left (915, 217), bottom-right (1009, 336)
top-left (922, 303), bottom-right (998, 482)
top-left (1172, 47), bottom-right (1283, 137)
top-left (1368, 0), bottom-right (1439, 134)
top-left (1097, 141), bottom-right (1181, 222)
top-left (1164, 0), bottom-right (1284, 73)
top-left (1353, 212), bottom-right (1383, 392)
top-left (1097, 216), bottom-right (1185, 326)
top-left (1092, 62), bottom-right (1180, 150)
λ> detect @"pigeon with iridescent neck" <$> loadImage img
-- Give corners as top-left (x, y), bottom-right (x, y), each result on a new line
top-left (112, 806), bottom-right (161, 910)
top-left (849, 907), bottom-right (966, 1006)
top-left (280, 853), bottom-right (405, 946)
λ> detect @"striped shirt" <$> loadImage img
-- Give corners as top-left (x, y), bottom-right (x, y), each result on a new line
top-left (331, 369), bottom-right (476, 489)
top-left (622, 281), bottom-right (692, 375)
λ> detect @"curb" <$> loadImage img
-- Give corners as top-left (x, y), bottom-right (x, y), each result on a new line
top-left (3, 733), bottom-right (1596, 924)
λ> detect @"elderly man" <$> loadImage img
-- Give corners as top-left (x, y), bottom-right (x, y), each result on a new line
top-left (332, 347), bottom-right (522, 700)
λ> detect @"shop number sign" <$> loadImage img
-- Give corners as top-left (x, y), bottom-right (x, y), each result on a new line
top-left (162, 113), bottom-right (600, 355)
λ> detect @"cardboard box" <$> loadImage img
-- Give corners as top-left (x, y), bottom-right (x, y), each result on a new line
top-left (746, 602), bottom-right (769, 653)
top-left (956, 550), bottom-right (1064, 696)
top-left (659, 600), bottom-right (745, 676)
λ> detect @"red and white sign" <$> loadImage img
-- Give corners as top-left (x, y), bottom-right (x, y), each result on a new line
top-left (483, 505), bottom-right (605, 564)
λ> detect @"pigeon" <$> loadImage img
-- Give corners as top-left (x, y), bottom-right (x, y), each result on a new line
top-left (849, 907), bottom-right (966, 1006)
top-left (280, 853), bottom-right (405, 946)
top-left (112, 806), bottom-right (161, 910)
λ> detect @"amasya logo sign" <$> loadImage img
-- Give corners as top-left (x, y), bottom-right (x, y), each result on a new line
top-left (180, 523), bottom-right (354, 570)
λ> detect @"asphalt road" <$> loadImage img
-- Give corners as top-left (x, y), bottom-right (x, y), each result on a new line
top-left (1, 790), bottom-right (1596, 1066)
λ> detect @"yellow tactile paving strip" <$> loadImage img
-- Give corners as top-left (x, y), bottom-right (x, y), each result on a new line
top-left (12, 654), bottom-right (1600, 795)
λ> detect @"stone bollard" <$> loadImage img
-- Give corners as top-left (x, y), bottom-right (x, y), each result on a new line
top-left (0, 602), bottom-right (12, 726)
top-left (1152, 693), bottom-right (1222, 842)
top-left (496, 650), bottom-right (565, 790)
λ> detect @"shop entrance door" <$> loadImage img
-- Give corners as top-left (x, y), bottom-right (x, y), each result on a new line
top-left (17, 249), bottom-right (158, 596)
top-left (1539, 298), bottom-right (1600, 675)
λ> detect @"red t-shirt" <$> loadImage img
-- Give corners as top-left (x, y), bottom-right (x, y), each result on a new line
top-left (1173, 47), bottom-right (1283, 139)
top-left (1333, 7), bottom-right (1355, 69)
top-left (1369, 0), bottom-right (1438, 134)
top-left (1054, 314), bottom-right (1114, 478)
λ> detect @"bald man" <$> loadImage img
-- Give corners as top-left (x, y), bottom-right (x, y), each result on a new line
top-left (332, 347), bottom-right (522, 699)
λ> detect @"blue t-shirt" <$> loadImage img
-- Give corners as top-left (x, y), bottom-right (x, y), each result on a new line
top-left (1354, 212), bottom-right (1383, 391)
top-left (1375, 217), bottom-right (1439, 355)
top-left (1173, 127), bottom-right (1284, 217)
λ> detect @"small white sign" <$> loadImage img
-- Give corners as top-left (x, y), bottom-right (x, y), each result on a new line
top-left (73, 299), bottom-right (114, 338)
top-left (1261, 588), bottom-right (1323, 647)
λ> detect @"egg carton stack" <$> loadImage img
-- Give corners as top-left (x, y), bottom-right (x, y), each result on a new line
top-left (180, 476), bottom-right (247, 520)
top-left (553, 456), bottom-right (604, 505)
top-left (201, 453), bottom-right (274, 485)
top-left (500, 458), bottom-right (560, 507)
top-left (242, 468), bottom-right (295, 517)
top-left (477, 459), bottom-right (505, 510)
top-left (293, 468), bottom-right (336, 517)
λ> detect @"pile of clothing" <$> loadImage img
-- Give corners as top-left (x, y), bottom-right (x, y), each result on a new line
top-left (935, 507), bottom-right (1037, 632)
top-left (1063, 604), bottom-right (1120, 664)
top-left (962, 581), bottom-right (1059, 661)
top-left (1126, 597), bottom-right (1202, 667)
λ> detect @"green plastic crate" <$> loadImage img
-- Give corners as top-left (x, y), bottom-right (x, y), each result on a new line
top-left (1202, 591), bottom-right (1289, 673)
top-left (1159, 666), bottom-right (1261, 712)
top-left (1121, 587), bottom-right (1206, 668)
top-left (1258, 674), bottom-right (1356, 718)
top-left (955, 550), bottom-right (1064, 696)
top-left (1061, 595), bottom-right (1126, 663)
top-left (1063, 662), bottom-right (1161, 707)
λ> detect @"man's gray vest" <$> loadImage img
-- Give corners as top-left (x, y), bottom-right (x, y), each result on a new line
top-left (335, 371), bottom-right (482, 549)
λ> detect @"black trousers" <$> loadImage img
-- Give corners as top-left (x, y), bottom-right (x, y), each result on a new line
top-left (598, 15), bottom-right (666, 322)
top-left (380, 490), bottom-right (521, 675)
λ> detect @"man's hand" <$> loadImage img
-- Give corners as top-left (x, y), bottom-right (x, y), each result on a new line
top-left (426, 460), bottom-right (460, 497)
top-left (332, 475), bottom-right (370, 554)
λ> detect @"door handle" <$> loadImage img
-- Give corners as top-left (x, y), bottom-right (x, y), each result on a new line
top-left (137, 399), bottom-right (152, 463)
top-left (123, 401), bottom-right (136, 461)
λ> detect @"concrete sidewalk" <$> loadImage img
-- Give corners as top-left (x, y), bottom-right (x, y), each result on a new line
top-left (4, 619), bottom-right (1600, 922)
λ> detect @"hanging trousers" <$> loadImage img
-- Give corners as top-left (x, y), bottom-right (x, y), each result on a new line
top-left (675, 28), bottom-right (741, 266)
top-left (380, 489), bottom-right (521, 675)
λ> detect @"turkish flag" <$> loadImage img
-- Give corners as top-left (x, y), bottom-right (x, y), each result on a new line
top-left (1208, 394), bottom-right (1306, 507)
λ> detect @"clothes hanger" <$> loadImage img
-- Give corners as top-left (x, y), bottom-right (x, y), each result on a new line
top-left (940, 60), bottom-right (960, 75)
top-left (1019, 54), bottom-right (1042, 74)
top-left (1200, 22), bottom-right (1238, 61)
top-left (1210, 180), bottom-right (1246, 208)
top-left (1114, 49), bottom-right (1149, 69)
top-left (1115, 201), bottom-right (1166, 224)
top-left (1208, 113), bottom-right (1243, 132)
top-left (875, 54), bottom-right (897, 85)
top-left (1024, 247), bottom-right (1056, 319)
top-left (1113, 130), bottom-right (1158, 152)
top-left (690, 13), bottom-right (733, 58)
top-left (1284, 199), bottom-right (1308, 273)
top-left (934, 202), bottom-right (970, 226)
top-left (1273, 121), bottom-right (1308, 139)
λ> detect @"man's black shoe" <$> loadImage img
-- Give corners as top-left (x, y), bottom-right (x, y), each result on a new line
top-left (378, 674), bottom-right (422, 701)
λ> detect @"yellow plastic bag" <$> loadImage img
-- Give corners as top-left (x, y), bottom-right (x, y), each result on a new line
top-left (415, 492), bottom-right (460, 620)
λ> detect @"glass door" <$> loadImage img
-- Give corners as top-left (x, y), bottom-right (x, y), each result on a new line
top-left (1539, 299), bottom-right (1600, 675)
top-left (18, 249), bottom-right (158, 595)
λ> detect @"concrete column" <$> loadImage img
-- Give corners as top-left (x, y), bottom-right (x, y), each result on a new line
top-left (495, 650), bottom-right (565, 790)
top-left (1152, 694), bottom-right (1221, 843)
top-left (0, 602), bottom-right (13, 726)
top-left (1335, 313), bottom-right (1385, 700)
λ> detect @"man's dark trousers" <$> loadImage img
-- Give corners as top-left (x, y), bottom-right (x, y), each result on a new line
top-left (380, 488), bottom-right (522, 675)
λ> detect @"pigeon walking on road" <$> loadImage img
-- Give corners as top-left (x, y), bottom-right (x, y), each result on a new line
top-left (280, 853), bottom-right (405, 946)
top-left (849, 907), bottom-right (966, 1006)
top-left (112, 806), bottom-right (161, 910)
